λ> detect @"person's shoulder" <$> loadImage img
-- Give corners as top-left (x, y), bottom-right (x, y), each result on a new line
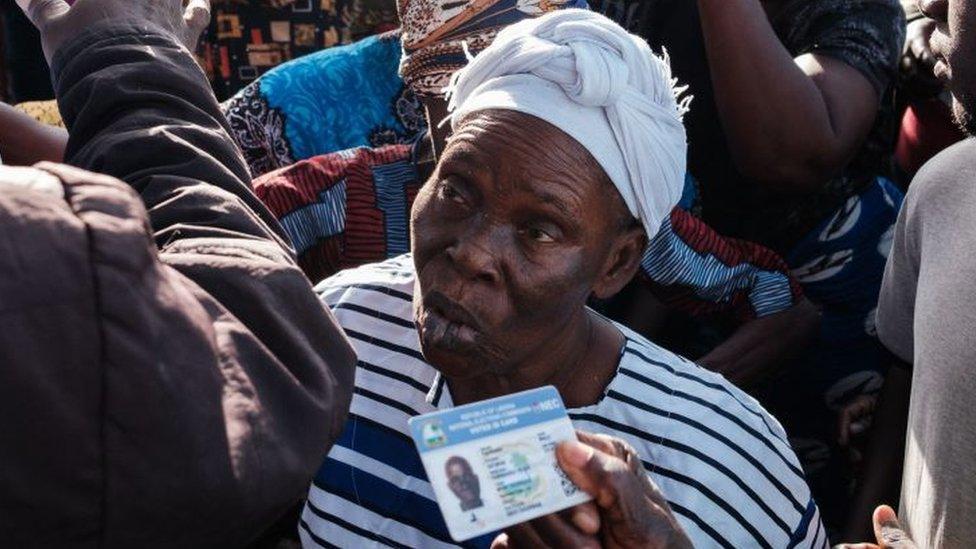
top-left (911, 138), bottom-right (976, 195)
top-left (607, 328), bottom-right (819, 545)
top-left (907, 138), bottom-right (976, 216)
top-left (616, 329), bottom-right (792, 444)
top-left (255, 143), bottom-right (413, 201)
top-left (314, 254), bottom-right (416, 306)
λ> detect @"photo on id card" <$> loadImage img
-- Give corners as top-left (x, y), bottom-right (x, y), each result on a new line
top-left (408, 386), bottom-right (592, 542)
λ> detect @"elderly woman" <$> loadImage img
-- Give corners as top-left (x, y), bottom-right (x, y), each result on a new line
top-left (246, 0), bottom-right (818, 390)
top-left (299, 9), bottom-right (824, 548)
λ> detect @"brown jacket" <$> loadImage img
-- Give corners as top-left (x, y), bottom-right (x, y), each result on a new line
top-left (0, 24), bottom-right (356, 548)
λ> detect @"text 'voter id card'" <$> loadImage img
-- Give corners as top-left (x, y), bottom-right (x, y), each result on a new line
top-left (408, 385), bottom-right (592, 542)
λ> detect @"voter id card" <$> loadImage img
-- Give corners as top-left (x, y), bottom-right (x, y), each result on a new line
top-left (408, 385), bottom-right (592, 542)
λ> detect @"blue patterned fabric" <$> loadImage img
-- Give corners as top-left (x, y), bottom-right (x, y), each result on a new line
top-left (260, 34), bottom-right (414, 158)
top-left (221, 33), bottom-right (427, 176)
top-left (756, 176), bottom-right (905, 529)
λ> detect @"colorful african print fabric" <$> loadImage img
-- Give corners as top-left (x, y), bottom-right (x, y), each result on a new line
top-left (199, 0), bottom-right (400, 100)
top-left (764, 176), bottom-right (903, 529)
top-left (397, 0), bottom-right (589, 96)
top-left (221, 33), bottom-right (427, 176)
top-left (252, 141), bottom-right (804, 323)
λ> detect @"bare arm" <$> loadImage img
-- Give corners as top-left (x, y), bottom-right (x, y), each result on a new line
top-left (698, 299), bottom-right (820, 387)
top-left (696, 0), bottom-right (882, 193)
top-left (842, 361), bottom-right (911, 541)
top-left (0, 102), bottom-right (67, 165)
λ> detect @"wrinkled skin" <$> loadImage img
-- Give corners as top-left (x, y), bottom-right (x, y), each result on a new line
top-left (924, 0), bottom-right (976, 135)
top-left (410, 108), bottom-right (690, 547)
top-left (410, 109), bottom-right (643, 401)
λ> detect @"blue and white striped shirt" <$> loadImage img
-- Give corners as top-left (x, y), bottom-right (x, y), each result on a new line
top-left (301, 255), bottom-right (827, 549)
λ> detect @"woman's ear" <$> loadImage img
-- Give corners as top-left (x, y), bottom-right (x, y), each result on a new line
top-left (591, 224), bottom-right (647, 300)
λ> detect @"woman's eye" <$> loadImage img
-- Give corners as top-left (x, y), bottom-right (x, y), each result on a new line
top-left (523, 225), bottom-right (557, 244)
top-left (438, 179), bottom-right (466, 205)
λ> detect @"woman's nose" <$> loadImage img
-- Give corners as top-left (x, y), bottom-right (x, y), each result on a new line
top-left (448, 219), bottom-right (503, 285)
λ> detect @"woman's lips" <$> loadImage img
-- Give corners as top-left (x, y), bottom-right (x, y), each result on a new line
top-left (424, 305), bottom-right (480, 348)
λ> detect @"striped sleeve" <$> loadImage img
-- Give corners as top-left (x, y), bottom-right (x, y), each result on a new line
top-left (576, 334), bottom-right (827, 548)
top-left (789, 502), bottom-right (830, 548)
top-left (640, 208), bottom-right (803, 322)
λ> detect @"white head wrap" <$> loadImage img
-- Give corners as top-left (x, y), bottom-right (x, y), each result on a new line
top-left (445, 9), bottom-right (690, 239)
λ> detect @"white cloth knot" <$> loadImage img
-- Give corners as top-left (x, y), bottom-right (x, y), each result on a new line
top-left (446, 9), bottom-right (691, 240)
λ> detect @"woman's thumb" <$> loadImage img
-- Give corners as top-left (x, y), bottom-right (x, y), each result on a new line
top-left (873, 505), bottom-right (915, 548)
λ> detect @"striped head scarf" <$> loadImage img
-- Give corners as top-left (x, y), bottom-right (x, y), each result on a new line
top-left (398, 0), bottom-right (588, 97)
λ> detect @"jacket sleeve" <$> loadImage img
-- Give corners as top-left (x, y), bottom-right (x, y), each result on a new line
top-left (640, 208), bottom-right (804, 323)
top-left (46, 24), bottom-right (356, 545)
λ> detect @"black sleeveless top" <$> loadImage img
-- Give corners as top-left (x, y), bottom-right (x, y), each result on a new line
top-left (591, 0), bottom-right (905, 252)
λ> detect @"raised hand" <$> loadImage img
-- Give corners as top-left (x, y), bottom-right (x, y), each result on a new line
top-left (16, 0), bottom-right (211, 63)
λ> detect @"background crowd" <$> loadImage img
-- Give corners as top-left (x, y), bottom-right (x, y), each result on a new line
top-left (0, 0), bottom-right (973, 547)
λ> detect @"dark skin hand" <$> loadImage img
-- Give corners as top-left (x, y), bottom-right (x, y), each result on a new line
top-left (697, 0), bottom-right (880, 193)
top-left (410, 109), bottom-right (645, 408)
top-left (492, 432), bottom-right (692, 549)
top-left (834, 505), bottom-right (917, 549)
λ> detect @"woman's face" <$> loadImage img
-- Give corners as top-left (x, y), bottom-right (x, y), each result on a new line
top-left (410, 110), bottom-right (630, 379)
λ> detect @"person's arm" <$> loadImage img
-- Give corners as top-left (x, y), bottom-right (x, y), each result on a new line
top-left (48, 4), bottom-right (355, 418)
top-left (696, 299), bottom-right (819, 386)
top-left (641, 208), bottom-right (819, 386)
top-left (841, 174), bottom-right (919, 542)
top-left (696, 0), bottom-right (896, 193)
top-left (15, 0), bottom-right (356, 541)
top-left (0, 102), bottom-right (67, 165)
top-left (842, 360), bottom-right (912, 542)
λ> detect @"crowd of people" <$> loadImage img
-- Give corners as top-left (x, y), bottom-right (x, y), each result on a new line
top-left (0, 0), bottom-right (972, 546)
